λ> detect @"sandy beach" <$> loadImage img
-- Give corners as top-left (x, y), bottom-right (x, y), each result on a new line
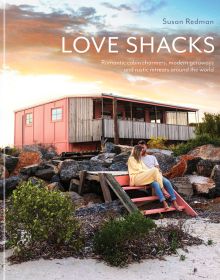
top-left (1, 218), bottom-right (220, 280)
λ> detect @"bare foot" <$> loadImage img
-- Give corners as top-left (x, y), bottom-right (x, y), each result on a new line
top-left (162, 189), bottom-right (171, 199)
top-left (163, 201), bottom-right (169, 210)
top-left (172, 201), bottom-right (182, 211)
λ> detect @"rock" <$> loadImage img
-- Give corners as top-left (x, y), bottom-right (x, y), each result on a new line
top-left (153, 153), bottom-right (177, 174)
top-left (35, 164), bottom-right (58, 181)
top-left (188, 175), bottom-right (215, 196)
top-left (42, 149), bottom-right (57, 160)
top-left (147, 149), bottom-right (174, 156)
top-left (23, 144), bottom-right (58, 160)
top-left (0, 155), bottom-right (19, 173)
top-left (164, 155), bottom-right (196, 179)
top-left (0, 175), bottom-right (25, 199)
top-left (188, 144), bottom-right (220, 160)
top-left (28, 176), bottom-right (46, 186)
top-left (50, 174), bottom-right (61, 183)
top-left (171, 176), bottom-right (193, 197)
top-left (83, 193), bottom-right (103, 205)
top-left (186, 157), bottom-right (202, 174)
top-left (75, 200), bottom-right (124, 217)
top-left (20, 164), bottom-right (40, 176)
top-left (108, 152), bottom-right (130, 170)
top-left (20, 163), bottom-right (58, 181)
top-left (13, 151), bottom-right (42, 175)
top-left (69, 179), bottom-right (79, 192)
top-left (89, 164), bottom-right (108, 171)
top-left (196, 159), bottom-right (220, 177)
top-left (0, 153), bottom-right (3, 165)
top-left (51, 159), bottom-right (63, 166)
top-left (210, 165), bottom-right (220, 197)
top-left (109, 161), bottom-right (128, 171)
top-left (211, 165), bottom-right (220, 181)
top-left (104, 142), bottom-right (121, 154)
top-left (78, 160), bottom-right (91, 171)
top-left (115, 144), bottom-right (133, 153)
top-left (90, 153), bottom-right (116, 166)
top-left (59, 159), bottom-right (79, 183)
top-left (0, 165), bottom-right (9, 179)
top-left (65, 191), bottom-right (85, 208)
top-left (46, 182), bottom-right (64, 192)
top-left (112, 152), bottom-right (130, 163)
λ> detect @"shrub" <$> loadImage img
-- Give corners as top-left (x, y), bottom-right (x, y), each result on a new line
top-left (3, 146), bottom-right (21, 156)
top-left (172, 134), bottom-right (220, 156)
top-left (93, 212), bottom-right (156, 266)
top-left (6, 180), bottom-right (82, 256)
top-left (195, 113), bottom-right (220, 137)
top-left (147, 137), bottom-right (167, 149)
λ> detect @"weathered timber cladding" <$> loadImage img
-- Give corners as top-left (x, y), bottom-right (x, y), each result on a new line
top-left (92, 119), bottom-right (102, 141)
top-left (69, 97), bottom-right (93, 142)
top-left (69, 98), bottom-right (102, 142)
top-left (103, 119), bottom-right (195, 141)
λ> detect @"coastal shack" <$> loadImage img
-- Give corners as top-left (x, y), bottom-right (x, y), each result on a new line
top-left (14, 93), bottom-right (198, 153)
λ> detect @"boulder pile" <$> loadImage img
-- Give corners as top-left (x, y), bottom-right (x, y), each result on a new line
top-left (1, 143), bottom-right (220, 203)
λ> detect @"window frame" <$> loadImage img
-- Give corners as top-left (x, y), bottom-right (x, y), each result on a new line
top-left (51, 107), bottom-right (63, 122)
top-left (25, 113), bottom-right (33, 126)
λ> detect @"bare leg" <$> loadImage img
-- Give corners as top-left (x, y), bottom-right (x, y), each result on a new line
top-left (172, 200), bottom-right (182, 211)
top-left (163, 200), bottom-right (169, 210)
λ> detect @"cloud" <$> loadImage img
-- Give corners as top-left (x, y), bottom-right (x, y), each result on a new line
top-left (77, 7), bottom-right (96, 17)
top-left (138, 0), bottom-right (167, 15)
top-left (0, 4), bottom-right (105, 50)
top-left (1, 3), bottom-right (220, 105)
top-left (102, 0), bottom-right (166, 15)
top-left (101, 2), bottom-right (132, 11)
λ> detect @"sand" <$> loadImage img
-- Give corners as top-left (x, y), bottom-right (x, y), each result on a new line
top-left (1, 218), bottom-right (220, 280)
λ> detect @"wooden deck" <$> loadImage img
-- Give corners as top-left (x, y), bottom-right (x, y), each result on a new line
top-left (103, 119), bottom-right (195, 141)
top-left (76, 119), bottom-right (196, 142)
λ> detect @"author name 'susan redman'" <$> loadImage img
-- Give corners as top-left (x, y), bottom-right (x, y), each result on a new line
top-left (163, 18), bottom-right (214, 25)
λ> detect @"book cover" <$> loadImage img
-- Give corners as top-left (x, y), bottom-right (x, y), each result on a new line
top-left (1, 1), bottom-right (220, 279)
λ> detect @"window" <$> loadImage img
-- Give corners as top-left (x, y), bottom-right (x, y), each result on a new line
top-left (52, 108), bottom-right (62, 121)
top-left (26, 113), bottom-right (33, 125)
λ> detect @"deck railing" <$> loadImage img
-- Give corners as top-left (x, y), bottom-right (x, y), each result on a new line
top-left (96, 119), bottom-right (195, 141)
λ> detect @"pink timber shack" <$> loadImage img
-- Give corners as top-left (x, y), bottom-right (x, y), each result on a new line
top-left (14, 93), bottom-right (198, 154)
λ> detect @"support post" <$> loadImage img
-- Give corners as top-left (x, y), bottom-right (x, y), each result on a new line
top-left (101, 97), bottom-right (105, 148)
top-left (176, 109), bottom-right (180, 140)
top-left (113, 97), bottom-right (119, 144)
top-left (78, 170), bottom-right (87, 195)
top-left (187, 112), bottom-right (190, 140)
top-left (99, 173), bottom-right (112, 203)
top-left (105, 174), bottom-right (138, 213)
top-left (130, 102), bottom-right (133, 146)
top-left (154, 106), bottom-right (158, 138)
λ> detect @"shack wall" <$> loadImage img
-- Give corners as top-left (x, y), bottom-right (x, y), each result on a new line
top-left (14, 98), bottom-right (69, 154)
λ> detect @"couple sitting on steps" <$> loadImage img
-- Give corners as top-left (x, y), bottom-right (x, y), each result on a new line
top-left (128, 140), bottom-right (182, 211)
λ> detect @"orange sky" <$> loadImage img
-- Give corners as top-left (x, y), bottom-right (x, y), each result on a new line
top-left (0, 3), bottom-right (220, 146)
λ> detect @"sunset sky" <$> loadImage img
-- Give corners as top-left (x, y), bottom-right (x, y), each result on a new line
top-left (0, 0), bottom-right (220, 146)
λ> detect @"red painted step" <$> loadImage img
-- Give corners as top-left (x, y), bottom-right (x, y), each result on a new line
top-left (131, 196), bottom-right (158, 203)
top-left (142, 206), bottom-right (185, 215)
top-left (123, 185), bottom-right (150, 191)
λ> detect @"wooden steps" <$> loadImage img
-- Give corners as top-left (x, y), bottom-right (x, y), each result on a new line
top-left (142, 206), bottom-right (185, 215)
top-left (122, 186), bottom-right (149, 191)
top-left (112, 174), bottom-right (198, 217)
top-left (131, 196), bottom-right (158, 203)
